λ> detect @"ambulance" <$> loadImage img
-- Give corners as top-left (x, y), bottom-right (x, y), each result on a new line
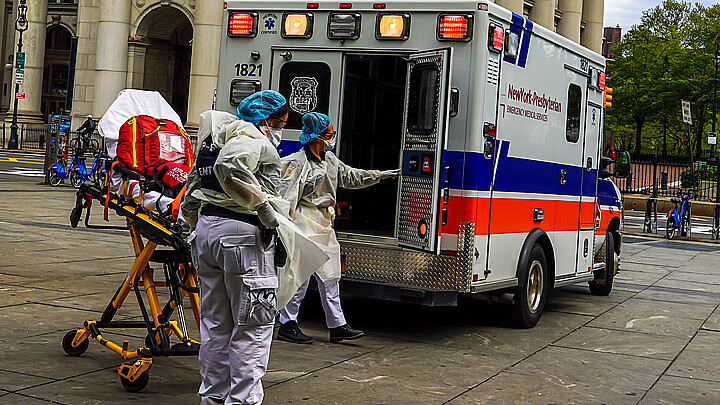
top-left (216, 0), bottom-right (631, 327)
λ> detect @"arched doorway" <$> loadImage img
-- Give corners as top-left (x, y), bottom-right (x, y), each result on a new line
top-left (136, 7), bottom-right (193, 123)
top-left (42, 25), bottom-right (73, 120)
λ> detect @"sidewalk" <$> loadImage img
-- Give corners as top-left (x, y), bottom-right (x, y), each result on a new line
top-left (3, 181), bottom-right (720, 404)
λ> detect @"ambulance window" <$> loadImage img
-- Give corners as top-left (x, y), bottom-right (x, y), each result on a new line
top-left (565, 84), bottom-right (582, 143)
top-left (407, 62), bottom-right (440, 135)
top-left (278, 62), bottom-right (331, 130)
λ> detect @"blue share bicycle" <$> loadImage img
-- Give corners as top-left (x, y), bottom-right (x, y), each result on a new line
top-left (666, 191), bottom-right (694, 239)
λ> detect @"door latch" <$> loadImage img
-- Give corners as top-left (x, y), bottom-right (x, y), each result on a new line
top-left (586, 157), bottom-right (592, 171)
top-left (560, 169), bottom-right (567, 185)
top-left (483, 139), bottom-right (493, 160)
top-left (279, 51), bottom-right (293, 61)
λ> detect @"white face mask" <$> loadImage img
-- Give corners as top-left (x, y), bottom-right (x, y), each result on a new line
top-left (261, 124), bottom-right (283, 148)
top-left (324, 138), bottom-right (336, 152)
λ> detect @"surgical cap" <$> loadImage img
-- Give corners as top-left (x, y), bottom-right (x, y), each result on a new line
top-left (236, 90), bottom-right (288, 125)
top-left (299, 112), bottom-right (331, 145)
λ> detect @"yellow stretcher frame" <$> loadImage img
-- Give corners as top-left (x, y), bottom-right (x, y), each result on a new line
top-left (63, 183), bottom-right (200, 392)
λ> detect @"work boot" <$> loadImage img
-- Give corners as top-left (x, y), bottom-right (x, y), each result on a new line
top-left (329, 324), bottom-right (364, 343)
top-left (277, 320), bottom-right (313, 344)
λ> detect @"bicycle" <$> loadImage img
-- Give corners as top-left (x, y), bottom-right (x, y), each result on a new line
top-left (666, 191), bottom-right (694, 239)
top-left (47, 152), bottom-right (88, 188)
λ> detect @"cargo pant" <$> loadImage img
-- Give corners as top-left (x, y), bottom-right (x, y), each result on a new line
top-left (278, 274), bottom-right (346, 329)
top-left (191, 215), bottom-right (278, 405)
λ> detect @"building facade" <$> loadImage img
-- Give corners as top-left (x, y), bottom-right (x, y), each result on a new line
top-left (1, 0), bottom-right (604, 129)
top-left (602, 25), bottom-right (622, 61)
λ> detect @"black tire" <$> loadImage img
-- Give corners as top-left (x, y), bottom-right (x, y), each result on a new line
top-left (505, 245), bottom-right (548, 328)
top-left (62, 330), bottom-right (89, 357)
top-left (48, 169), bottom-right (63, 187)
top-left (70, 206), bottom-right (82, 228)
top-left (681, 207), bottom-right (691, 237)
top-left (666, 216), bottom-right (676, 240)
top-left (70, 170), bottom-right (83, 188)
top-left (92, 166), bottom-right (105, 188)
top-left (120, 369), bottom-right (150, 393)
top-left (589, 232), bottom-right (616, 296)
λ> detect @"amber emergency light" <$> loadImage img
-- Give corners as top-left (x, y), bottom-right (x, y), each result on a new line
top-left (376, 14), bottom-right (409, 40)
top-left (282, 13), bottom-right (313, 38)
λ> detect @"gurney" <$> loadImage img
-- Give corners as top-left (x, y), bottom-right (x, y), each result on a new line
top-left (61, 90), bottom-right (199, 393)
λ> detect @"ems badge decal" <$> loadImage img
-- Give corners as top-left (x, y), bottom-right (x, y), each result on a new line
top-left (289, 77), bottom-right (319, 114)
top-left (261, 13), bottom-right (279, 35)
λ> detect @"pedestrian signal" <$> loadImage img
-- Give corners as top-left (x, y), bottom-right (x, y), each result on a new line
top-left (604, 87), bottom-right (613, 108)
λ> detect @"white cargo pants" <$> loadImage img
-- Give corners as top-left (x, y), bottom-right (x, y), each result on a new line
top-left (278, 274), bottom-right (346, 329)
top-left (191, 215), bottom-right (278, 405)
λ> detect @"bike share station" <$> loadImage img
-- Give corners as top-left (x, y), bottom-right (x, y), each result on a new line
top-left (642, 101), bottom-right (720, 240)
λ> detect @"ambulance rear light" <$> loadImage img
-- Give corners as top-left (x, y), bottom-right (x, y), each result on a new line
top-left (376, 14), bottom-right (410, 40)
top-left (228, 12), bottom-right (258, 38)
top-left (282, 13), bottom-right (314, 38)
top-left (483, 122), bottom-right (496, 137)
top-left (328, 13), bottom-right (361, 39)
top-left (373, 3), bottom-right (386, 9)
top-left (437, 14), bottom-right (473, 41)
top-left (488, 23), bottom-right (503, 52)
top-left (598, 72), bottom-right (606, 90)
top-left (229, 79), bottom-right (261, 106)
top-left (307, 3), bottom-right (319, 8)
top-left (478, 3), bottom-right (489, 10)
top-left (339, 3), bottom-right (352, 8)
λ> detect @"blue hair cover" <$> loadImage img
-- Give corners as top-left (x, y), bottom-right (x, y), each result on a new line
top-left (299, 112), bottom-right (331, 145)
top-left (236, 90), bottom-right (287, 125)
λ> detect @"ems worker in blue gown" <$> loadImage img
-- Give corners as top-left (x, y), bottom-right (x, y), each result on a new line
top-left (182, 90), bottom-right (288, 405)
top-left (275, 112), bottom-right (400, 344)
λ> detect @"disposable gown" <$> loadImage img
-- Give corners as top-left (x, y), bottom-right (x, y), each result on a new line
top-left (278, 148), bottom-right (381, 282)
top-left (182, 111), bottom-right (329, 308)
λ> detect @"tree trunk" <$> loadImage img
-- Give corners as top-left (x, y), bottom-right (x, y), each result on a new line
top-left (634, 116), bottom-right (645, 158)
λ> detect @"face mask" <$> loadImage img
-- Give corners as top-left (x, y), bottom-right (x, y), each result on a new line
top-left (324, 138), bottom-right (336, 152)
top-left (261, 124), bottom-right (283, 148)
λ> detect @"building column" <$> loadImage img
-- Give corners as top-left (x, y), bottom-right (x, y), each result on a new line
top-left (529, 0), bottom-right (556, 31)
top-left (495, 0), bottom-right (525, 16)
top-left (7, 0), bottom-right (47, 123)
top-left (126, 40), bottom-right (149, 89)
top-left (92, 0), bottom-right (130, 117)
top-left (185, 0), bottom-right (223, 130)
top-left (556, 0), bottom-right (582, 43)
top-left (580, 0), bottom-right (603, 53)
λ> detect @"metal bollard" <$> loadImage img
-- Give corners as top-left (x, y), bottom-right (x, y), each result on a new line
top-left (644, 197), bottom-right (657, 234)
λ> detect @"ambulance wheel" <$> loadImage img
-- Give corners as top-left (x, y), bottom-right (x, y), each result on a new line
top-left (590, 232), bottom-right (616, 296)
top-left (507, 245), bottom-right (548, 328)
top-left (62, 330), bottom-right (89, 357)
top-left (48, 169), bottom-right (62, 187)
top-left (70, 170), bottom-right (83, 188)
top-left (120, 370), bottom-right (150, 393)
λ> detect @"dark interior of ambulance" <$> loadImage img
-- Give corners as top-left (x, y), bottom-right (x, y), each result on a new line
top-left (335, 55), bottom-right (406, 237)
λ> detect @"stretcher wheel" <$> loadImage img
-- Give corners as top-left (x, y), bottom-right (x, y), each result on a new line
top-left (70, 206), bottom-right (82, 228)
top-left (62, 330), bottom-right (89, 357)
top-left (120, 369), bottom-right (150, 393)
top-left (48, 169), bottom-right (63, 187)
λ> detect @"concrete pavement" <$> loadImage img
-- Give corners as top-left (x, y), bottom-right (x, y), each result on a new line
top-left (2, 179), bottom-right (720, 404)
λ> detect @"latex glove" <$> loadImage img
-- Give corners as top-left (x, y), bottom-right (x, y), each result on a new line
top-left (380, 169), bottom-right (401, 179)
top-left (256, 201), bottom-right (279, 229)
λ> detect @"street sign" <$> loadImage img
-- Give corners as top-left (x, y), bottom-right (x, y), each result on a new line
top-left (15, 92), bottom-right (25, 99)
top-left (710, 132), bottom-right (718, 145)
top-left (14, 71), bottom-right (23, 84)
top-left (682, 100), bottom-right (692, 125)
top-left (15, 52), bottom-right (24, 70)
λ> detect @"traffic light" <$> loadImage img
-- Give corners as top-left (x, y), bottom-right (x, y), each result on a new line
top-left (603, 86), bottom-right (613, 108)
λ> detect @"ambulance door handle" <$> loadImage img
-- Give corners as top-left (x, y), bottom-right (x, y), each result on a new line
top-left (483, 140), bottom-right (493, 160)
top-left (586, 157), bottom-right (592, 171)
top-left (560, 169), bottom-right (567, 185)
top-left (279, 51), bottom-right (293, 61)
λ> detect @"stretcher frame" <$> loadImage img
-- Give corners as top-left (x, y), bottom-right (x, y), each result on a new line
top-left (62, 181), bottom-right (200, 392)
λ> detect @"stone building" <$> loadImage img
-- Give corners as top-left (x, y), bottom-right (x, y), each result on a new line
top-left (1, 0), bottom-right (604, 129)
top-left (602, 25), bottom-right (622, 61)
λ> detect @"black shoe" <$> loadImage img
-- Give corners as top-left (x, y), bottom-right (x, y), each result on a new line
top-left (277, 321), bottom-right (313, 344)
top-left (329, 324), bottom-right (364, 343)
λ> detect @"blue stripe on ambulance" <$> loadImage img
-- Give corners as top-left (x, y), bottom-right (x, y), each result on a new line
top-left (503, 13), bottom-right (533, 69)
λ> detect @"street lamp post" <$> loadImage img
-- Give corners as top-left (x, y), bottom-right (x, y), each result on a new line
top-left (7, 0), bottom-right (28, 150)
top-left (662, 55), bottom-right (669, 158)
top-left (713, 42), bottom-right (719, 203)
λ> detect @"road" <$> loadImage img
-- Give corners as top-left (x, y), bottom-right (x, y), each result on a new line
top-left (0, 151), bottom-right (47, 182)
top-left (624, 208), bottom-right (716, 240)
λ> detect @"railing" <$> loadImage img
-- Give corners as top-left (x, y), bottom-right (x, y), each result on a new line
top-left (0, 122), bottom-right (105, 152)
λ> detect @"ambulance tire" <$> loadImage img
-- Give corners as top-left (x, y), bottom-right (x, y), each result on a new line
top-left (589, 232), bottom-right (615, 296)
top-left (507, 245), bottom-right (548, 329)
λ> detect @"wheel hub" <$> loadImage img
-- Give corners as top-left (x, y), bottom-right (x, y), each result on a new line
top-left (526, 260), bottom-right (544, 313)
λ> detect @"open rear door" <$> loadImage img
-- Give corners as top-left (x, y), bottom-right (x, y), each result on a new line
top-left (396, 49), bottom-right (452, 254)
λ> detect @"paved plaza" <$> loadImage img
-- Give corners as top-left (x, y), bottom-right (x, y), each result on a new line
top-left (2, 180), bottom-right (720, 404)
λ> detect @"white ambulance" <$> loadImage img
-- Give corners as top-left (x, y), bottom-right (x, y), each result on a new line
top-left (216, 0), bottom-right (631, 327)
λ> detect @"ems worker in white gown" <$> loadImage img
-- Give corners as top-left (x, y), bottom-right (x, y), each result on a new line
top-left (276, 112), bottom-right (400, 344)
top-left (182, 90), bottom-right (288, 405)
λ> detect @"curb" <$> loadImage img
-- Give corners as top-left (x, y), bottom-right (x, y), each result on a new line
top-left (624, 231), bottom-right (720, 244)
top-left (624, 194), bottom-right (718, 217)
top-left (0, 148), bottom-right (45, 155)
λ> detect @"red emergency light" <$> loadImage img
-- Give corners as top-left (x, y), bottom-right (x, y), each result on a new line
top-left (488, 24), bottom-right (503, 52)
top-left (598, 72), bottom-right (606, 90)
top-left (339, 3), bottom-right (352, 8)
top-left (437, 14), bottom-right (472, 41)
top-left (307, 3), bottom-right (319, 8)
top-left (373, 3), bottom-right (386, 9)
top-left (228, 12), bottom-right (258, 37)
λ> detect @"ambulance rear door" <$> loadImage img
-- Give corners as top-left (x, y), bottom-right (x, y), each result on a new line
top-left (270, 48), bottom-right (343, 150)
top-left (397, 49), bottom-right (452, 254)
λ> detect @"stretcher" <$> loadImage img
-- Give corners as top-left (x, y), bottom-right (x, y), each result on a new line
top-left (63, 172), bottom-right (199, 393)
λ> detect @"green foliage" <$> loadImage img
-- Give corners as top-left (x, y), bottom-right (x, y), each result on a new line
top-left (680, 164), bottom-right (717, 188)
top-left (605, 0), bottom-right (720, 158)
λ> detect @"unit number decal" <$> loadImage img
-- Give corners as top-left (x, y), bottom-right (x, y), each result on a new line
top-left (235, 63), bottom-right (263, 77)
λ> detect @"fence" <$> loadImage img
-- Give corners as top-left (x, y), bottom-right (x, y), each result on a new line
top-left (616, 155), bottom-right (720, 202)
top-left (0, 122), bottom-right (105, 152)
